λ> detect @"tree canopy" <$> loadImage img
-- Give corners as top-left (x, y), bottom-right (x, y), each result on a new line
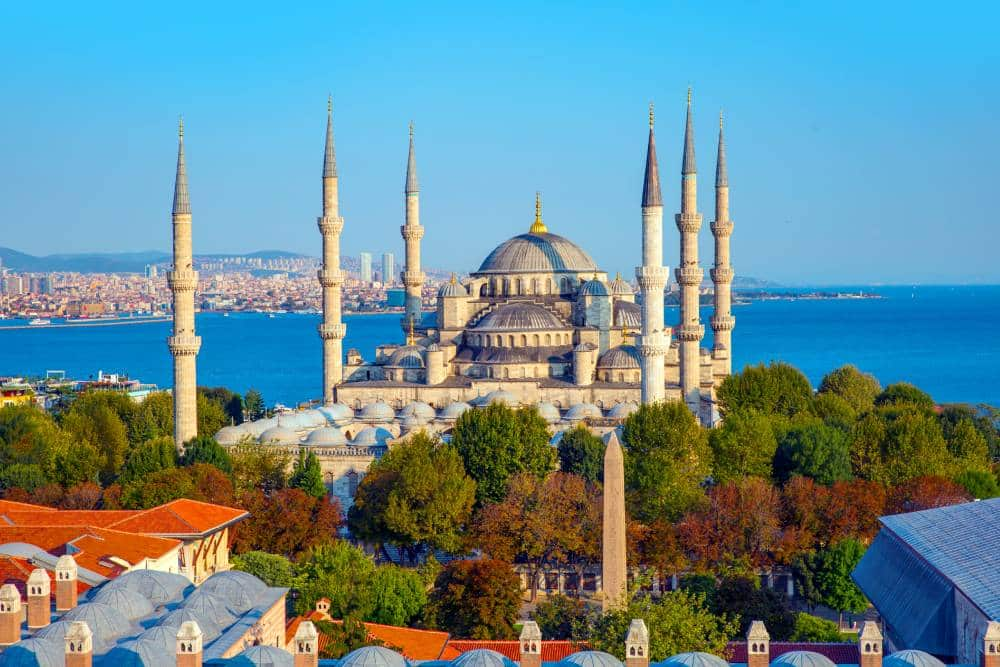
top-left (716, 362), bottom-right (813, 418)
top-left (557, 424), bottom-right (605, 484)
top-left (426, 559), bottom-right (521, 639)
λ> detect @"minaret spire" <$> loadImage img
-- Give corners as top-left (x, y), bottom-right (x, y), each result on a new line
top-left (405, 121), bottom-right (418, 194)
top-left (711, 109), bottom-right (735, 377)
top-left (401, 121), bottom-right (425, 332)
top-left (682, 87), bottom-right (696, 174)
top-left (715, 110), bottom-right (728, 187)
top-left (641, 102), bottom-right (662, 207)
top-left (167, 116), bottom-right (200, 453)
top-left (318, 98), bottom-right (346, 405)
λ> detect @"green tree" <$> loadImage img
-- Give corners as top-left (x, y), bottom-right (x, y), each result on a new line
top-left (243, 389), bottom-right (266, 421)
top-left (450, 403), bottom-right (554, 505)
top-left (775, 420), bottom-right (852, 485)
top-left (850, 407), bottom-right (954, 485)
top-left (196, 391), bottom-right (229, 439)
top-left (811, 393), bottom-right (858, 429)
top-left (533, 594), bottom-right (589, 640)
top-left (61, 397), bottom-right (130, 485)
top-left (876, 383), bottom-right (934, 411)
top-left (716, 362), bottom-right (813, 419)
top-left (366, 565), bottom-right (428, 626)
top-left (294, 541), bottom-right (376, 617)
top-left (953, 470), bottom-right (1000, 499)
top-left (137, 392), bottom-right (174, 441)
top-left (0, 403), bottom-right (65, 476)
top-left (118, 435), bottom-right (177, 485)
top-left (231, 446), bottom-right (289, 494)
top-left (179, 434), bottom-right (233, 473)
top-left (290, 450), bottom-right (327, 499)
top-left (945, 419), bottom-right (991, 474)
top-left (712, 576), bottom-right (795, 640)
top-left (790, 613), bottom-right (844, 642)
top-left (121, 467), bottom-right (195, 509)
top-left (583, 588), bottom-right (738, 660)
top-left (622, 402), bottom-right (711, 522)
top-left (557, 424), bottom-right (606, 483)
top-left (426, 559), bottom-right (521, 639)
top-left (231, 551), bottom-right (297, 588)
top-left (0, 463), bottom-right (49, 493)
top-left (939, 404), bottom-right (1000, 460)
top-left (200, 386), bottom-right (244, 425)
top-left (793, 539), bottom-right (868, 615)
top-left (315, 617), bottom-right (375, 659)
top-left (349, 432), bottom-right (476, 563)
top-left (818, 365), bottom-right (881, 414)
top-left (709, 410), bottom-right (777, 482)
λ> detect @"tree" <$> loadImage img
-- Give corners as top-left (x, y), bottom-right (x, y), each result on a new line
top-left (945, 419), bottom-right (991, 475)
top-left (953, 470), bottom-right (1000, 499)
top-left (295, 541), bottom-right (376, 616)
top-left (121, 467), bottom-right (195, 508)
top-left (199, 386), bottom-right (244, 425)
top-left (231, 551), bottom-right (297, 588)
top-left (886, 475), bottom-right (971, 514)
top-left (60, 397), bottom-right (129, 485)
top-left (790, 613), bottom-right (844, 642)
top-left (118, 436), bottom-right (176, 485)
top-left (712, 576), bottom-right (795, 640)
top-left (60, 482), bottom-right (103, 509)
top-left (0, 463), bottom-right (49, 493)
top-left (450, 403), bottom-right (554, 505)
top-left (876, 383), bottom-right (934, 411)
top-left (316, 618), bottom-right (376, 659)
top-left (290, 450), bottom-right (327, 499)
top-left (811, 393), bottom-right (858, 429)
top-left (583, 588), bottom-right (738, 660)
top-left (234, 488), bottom-right (341, 558)
top-left (812, 539), bottom-right (868, 614)
top-left (709, 410), bottom-right (777, 482)
top-left (774, 420), bottom-right (852, 485)
top-left (716, 362), bottom-right (813, 419)
top-left (818, 365), bottom-right (881, 414)
top-left (622, 402), bottom-right (711, 522)
top-left (557, 424), bottom-right (605, 483)
top-left (196, 392), bottom-right (229, 439)
top-left (137, 392), bottom-right (174, 441)
top-left (0, 404), bottom-right (65, 477)
top-left (231, 446), bottom-right (289, 494)
top-left (532, 594), bottom-right (589, 640)
top-left (243, 389), bottom-right (266, 422)
top-left (629, 520), bottom-right (688, 584)
top-left (186, 463), bottom-right (237, 506)
top-left (366, 565), bottom-right (428, 626)
top-left (349, 432), bottom-right (476, 563)
top-left (939, 404), bottom-right (1000, 460)
top-left (850, 407), bottom-right (954, 485)
top-left (426, 559), bottom-right (521, 639)
top-left (179, 434), bottom-right (233, 473)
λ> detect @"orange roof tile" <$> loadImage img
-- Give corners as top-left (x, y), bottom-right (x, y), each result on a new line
top-left (0, 499), bottom-right (56, 513)
top-left (444, 640), bottom-right (585, 662)
top-left (0, 554), bottom-right (91, 598)
top-left (285, 617), bottom-right (452, 661)
top-left (108, 499), bottom-right (248, 537)
top-left (0, 509), bottom-right (137, 528)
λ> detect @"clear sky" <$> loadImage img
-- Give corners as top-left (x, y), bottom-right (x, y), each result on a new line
top-left (1, 1), bottom-right (996, 284)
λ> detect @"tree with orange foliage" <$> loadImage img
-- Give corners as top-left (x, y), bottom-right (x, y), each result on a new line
top-left (886, 475), bottom-right (971, 515)
top-left (628, 519), bottom-right (688, 583)
top-left (233, 488), bottom-right (342, 558)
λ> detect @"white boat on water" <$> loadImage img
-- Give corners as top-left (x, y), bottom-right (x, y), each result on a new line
top-left (28, 318), bottom-right (51, 326)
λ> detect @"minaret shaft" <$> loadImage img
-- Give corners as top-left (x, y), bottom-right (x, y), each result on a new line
top-left (318, 101), bottom-right (345, 405)
top-left (167, 120), bottom-right (200, 452)
top-left (711, 117), bottom-right (735, 374)
top-left (401, 125), bottom-right (424, 329)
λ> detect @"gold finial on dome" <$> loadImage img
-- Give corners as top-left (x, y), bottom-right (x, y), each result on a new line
top-left (530, 191), bottom-right (547, 234)
top-left (407, 318), bottom-right (415, 346)
top-left (449, 273), bottom-right (457, 285)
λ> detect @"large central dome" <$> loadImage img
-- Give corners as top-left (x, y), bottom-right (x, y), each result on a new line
top-left (476, 231), bottom-right (598, 275)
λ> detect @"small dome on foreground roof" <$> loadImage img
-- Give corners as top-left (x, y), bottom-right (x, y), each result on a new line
top-left (885, 651), bottom-right (945, 667)
top-left (318, 403), bottom-right (354, 423)
top-left (101, 639), bottom-right (174, 667)
top-left (353, 426), bottom-right (393, 446)
top-left (483, 389), bottom-right (518, 406)
top-left (0, 637), bottom-right (64, 667)
top-left (103, 569), bottom-right (192, 606)
top-left (564, 651), bottom-right (624, 667)
top-left (400, 401), bottom-right (436, 420)
top-left (770, 651), bottom-right (837, 667)
top-left (199, 570), bottom-right (266, 613)
top-left (304, 426), bottom-right (348, 446)
top-left (607, 401), bottom-right (639, 419)
top-left (535, 401), bottom-right (561, 423)
top-left (181, 589), bottom-right (239, 627)
top-left (564, 403), bottom-right (603, 421)
top-left (259, 425), bottom-right (299, 445)
top-left (90, 586), bottom-right (155, 620)
top-left (340, 645), bottom-right (409, 667)
top-left (359, 401), bottom-right (395, 422)
top-left (579, 278), bottom-right (609, 296)
top-left (35, 620), bottom-right (113, 654)
top-left (439, 401), bottom-right (472, 420)
top-left (60, 602), bottom-right (131, 644)
top-left (215, 425), bottom-right (245, 445)
top-left (454, 649), bottom-right (518, 667)
top-left (157, 607), bottom-right (223, 642)
top-left (228, 645), bottom-right (294, 667)
top-left (662, 653), bottom-right (730, 667)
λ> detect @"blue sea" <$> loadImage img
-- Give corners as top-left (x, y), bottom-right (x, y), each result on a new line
top-left (2, 286), bottom-right (998, 407)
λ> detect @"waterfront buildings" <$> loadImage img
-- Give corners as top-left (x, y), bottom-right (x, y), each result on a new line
top-left (359, 252), bottom-right (373, 283)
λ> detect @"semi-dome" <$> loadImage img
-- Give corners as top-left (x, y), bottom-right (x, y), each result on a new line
top-left (318, 403), bottom-right (354, 424)
top-left (535, 401), bottom-right (562, 423)
top-left (103, 569), bottom-right (193, 606)
top-left (613, 301), bottom-right (642, 329)
top-left (607, 401), bottom-right (639, 419)
top-left (564, 651), bottom-right (624, 667)
top-left (597, 345), bottom-right (641, 369)
top-left (609, 273), bottom-right (634, 296)
top-left (359, 401), bottom-right (395, 423)
top-left (353, 426), bottom-right (394, 446)
top-left (400, 401), bottom-right (436, 421)
top-left (564, 403), bottom-right (603, 421)
top-left (304, 426), bottom-right (348, 446)
top-left (60, 602), bottom-right (131, 644)
top-left (454, 649), bottom-right (518, 667)
top-left (474, 303), bottom-right (567, 331)
top-left (579, 278), bottom-right (609, 296)
top-left (90, 586), bottom-right (155, 620)
top-left (387, 345), bottom-right (425, 368)
top-left (662, 653), bottom-right (730, 667)
top-left (770, 651), bottom-right (837, 667)
top-left (477, 232), bottom-right (597, 275)
top-left (157, 607), bottom-right (223, 641)
top-left (229, 645), bottom-right (294, 667)
top-left (0, 637), bottom-right (64, 667)
top-left (482, 390), bottom-right (518, 406)
top-left (340, 645), bottom-right (409, 667)
top-left (199, 570), bottom-right (266, 612)
top-left (439, 401), bottom-right (472, 420)
top-left (885, 651), bottom-right (946, 667)
top-left (181, 589), bottom-right (239, 627)
top-left (259, 425), bottom-right (300, 445)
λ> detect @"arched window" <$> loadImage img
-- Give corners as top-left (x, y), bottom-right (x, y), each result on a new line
top-left (347, 471), bottom-right (360, 497)
top-left (533, 334), bottom-right (539, 346)
top-left (508, 335), bottom-right (515, 347)
top-left (515, 279), bottom-right (522, 294)
top-left (503, 368), bottom-right (509, 379)
top-left (545, 334), bottom-right (552, 345)
top-left (485, 335), bottom-right (492, 347)
top-left (480, 284), bottom-right (488, 297)
top-left (521, 335), bottom-right (527, 346)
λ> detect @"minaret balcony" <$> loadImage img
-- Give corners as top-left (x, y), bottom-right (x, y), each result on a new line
top-left (675, 267), bottom-right (703, 286)
top-left (710, 220), bottom-right (734, 236)
top-left (167, 270), bottom-right (199, 291)
top-left (318, 323), bottom-right (347, 340)
top-left (710, 267), bottom-right (734, 284)
top-left (317, 269), bottom-right (344, 287)
top-left (675, 212), bottom-right (703, 233)
top-left (634, 266), bottom-right (669, 290)
top-left (400, 225), bottom-right (425, 241)
top-left (711, 315), bottom-right (735, 331)
top-left (167, 335), bottom-right (202, 356)
top-left (676, 323), bottom-right (705, 341)
top-left (317, 216), bottom-right (344, 234)
top-left (402, 270), bottom-right (425, 287)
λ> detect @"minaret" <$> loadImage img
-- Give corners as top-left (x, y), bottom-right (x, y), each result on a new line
top-left (675, 88), bottom-right (705, 413)
top-left (167, 118), bottom-right (200, 452)
top-left (401, 121), bottom-right (424, 332)
top-left (711, 111), bottom-right (735, 374)
top-left (318, 97), bottom-right (346, 405)
top-left (636, 103), bottom-right (668, 404)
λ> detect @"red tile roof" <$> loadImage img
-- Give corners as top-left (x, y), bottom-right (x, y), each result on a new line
top-left (286, 614), bottom-right (453, 660)
top-left (726, 642), bottom-right (860, 664)
top-left (0, 554), bottom-right (90, 598)
top-left (0, 499), bottom-right (56, 513)
top-left (444, 640), bottom-right (585, 662)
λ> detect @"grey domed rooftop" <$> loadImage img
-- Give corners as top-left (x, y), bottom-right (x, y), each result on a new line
top-left (359, 401), bottom-right (395, 422)
top-left (340, 645), bottom-right (410, 667)
top-left (477, 232), bottom-right (597, 275)
top-left (259, 425), bottom-right (300, 445)
top-left (90, 586), bottom-right (155, 620)
top-left (34, 620), bottom-right (114, 654)
top-left (401, 401), bottom-right (436, 421)
top-left (181, 589), bottom-right (239, 627)
top-left (157, 607), bottom-right (223, 642)
top-left (598, 345), bottom-right (641, 369)
top-left (564, 651), bottom-right (624, 667)
top-left (101, 638), bottom-right (176, 667)
top-left (277, 413), bottom-right (310, 430)
top-left (580, 278), bottom-right (609, 296)
top-left (482, 389), bottom-right (518, 406)
top-left (885, 651), bottom-right (946, 667)
top-left (475, 303), bottom-right (567, 331)
top-left (607, 401), bottom-right (639, 419)
top-left (103, 569), bottom-right (193, 606)
top-left (228, 645), bottom-right (294, 667)
top-left (662, 653), bottom-right (730, 667)
top-left (564, 403), bottom-right (603, 421)
top-left (609, 273), bottom-right (634, 296)
top-left (439, 401), bottom-right (472, 420)
top-left (388, 345), bottom-right (424, 368)
top-left (299, 409), bottom-right (329, 428)
top-left (304, 426), bottom-right (348, 446)
top-left (199, 570), bottom-right (266, 613)
top-left (60, 601), bottom-right (132, 644)
top-left (0, 637), bottom-right (64, 667)
top-left (439, 279), bottom-right (468, 297)
top-left (613, 301), bottom-right (641, 328)
top-left (454, 649), bottom-right (518, 667)
top-left (318, 403), bottom-right (354, 424)
top-left (215, 425), bottom-right (246, 445)
top-left (770, 651), bottom-right (837, 667)
top-left (535, 401), bottom-right (561, 423)
top-left (353, 426), bottom-right (394, 446)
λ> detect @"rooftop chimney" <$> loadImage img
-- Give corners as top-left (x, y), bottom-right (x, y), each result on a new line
top-left (519, 620), bottom-right (542, 667)
top-left (983, 621), bottom-right (1000, 667)
top-left (55, 555), bottom-right (79, 612)
top-left (859, 621), bottom-right (883, 667)
top-left (294, 620), bottom-right (319, 667)
top-left (26, 568), bottom-right (50, 629)
top-left (177, 620), bottom-right (204, 667)
top-left (626, 619), bottom-right (650, 667)
top-left (747, 620), bottom-right (770, 667)
top-left (0, 583), bottom-right (22, 646)
top-left (65, 620), bottom-right (93, 667)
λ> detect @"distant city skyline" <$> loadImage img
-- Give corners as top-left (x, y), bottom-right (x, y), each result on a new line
top-left (0, 3), bottom-right (996, 284)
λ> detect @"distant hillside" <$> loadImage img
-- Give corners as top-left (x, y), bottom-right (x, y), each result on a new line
top-left (0, 247), bottom-right (169, 273)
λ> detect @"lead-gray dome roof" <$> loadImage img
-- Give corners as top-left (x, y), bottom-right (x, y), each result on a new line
top-left (607, 401), bottom-right (639, 419)
top-left (564, 651), bottom-right (624, 667)
top-left (439, 280), bottom-right (468, 297)
top-left (535, 402), bottom-right (561, 423)
top-left (770, 651), bottom-right (837, 667)
top-left (609, 274), bottom-right (634, 296)
top-left (102, 569), bottom-right (193, 606)
top-left (259, 425), bottom-right (300, 445)
top-left (580, 278), bottom-right (609, 296)
top-left (387, 345), bottom-right (425, 368)
top-left (340, 646), bottom-right (409, 667)
top-left (34, 620), bottom-right (114, 654)
top-left (318, 403), bottom-right (354, 424)
top-left (661, 653), bottom-right (730, 667)
top-left (359, 401), bottom-right (395, 422)
top-left (613, 301), bottom-right (641, 328)
top-left (400, 401), bottom-right (436, 421)
top-left (454, 649), bottom-right (518, 667)
top-left (228, 645), bottom-right (294, 667)
top-left (304, 426), bottom-right (348, 446)
top-left (60, 602), bottom-right (132, 644)
top-left (475, 303), bottom-right (567, 331)
top-left (0, 637), bottom-right (64, 667)
top-left (157, 607), bottom-right (223, 642)
top-left (215, 425), bottom-right (246, 445)
top-left (353, 426), bottom-right (394, 446)
top-left (90, 586), bottom-right (155, 620)
top-left (199, 571), bottom-right (266, 612)
top-left (564, 403), bottom-right (603, 421)
top-left (477, 232), bottom-right (597, 275)
top-left (439, 401), bottom-right (472, 420)
top-left (100, 638), bottom-right (176, 667)
top-left (482, 390), bottom-right (518, 406)
top-left (597, 345), bottom-right (641, 369)
top-left (884, 651), bottom-right (946, 667)
top-left (181, 589), bottom-right (239, 626)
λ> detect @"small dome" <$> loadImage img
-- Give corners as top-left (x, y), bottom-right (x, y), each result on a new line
top-left (607, 401), bottom-right (639, 419)
top-left (885, 651), bottom-right (946, 667)
top-left (400, 401), bottom-right (436, 421)
top-left (318, 403), bottom-right (354, 424)
top-left (388, 345), bottom-right (425, 369)
top-left (535, 402), bottom-right (561, 423)
top-left (770, 651), bottom-right (837, 667)
top-left (181, 589), bottom-right (239, 627)
top-left (573, 342), bottom-right (596, 353)
top-left (564, 651), bottom-right (624, 667)
top-left (102, 638), bottom-right (177, 667)
top-left (613, 301), bottom-right (641, 329)
top-left (90, 586), bottom-right (155, 620)
top-left (454, 649), bottom-right (518, 667)
top-left (157, 607), bottom-right (223, 642)
top-left (304, 426), bottom-right (348, 446)
top-left (353, 426), bottom-right (394, 446)
top-left (597, 345), bottom-right (641, 370)
top-left (0, 638), bottom-right (63, 667)
top-left (579, 278), bottom-right (609, 297)
top-left (564, 403), bottom-right (603, 421)
top-left (259, 425), bottom-right (300, 445)
top-left (359, 401), bottom-right (395, 423)
top-left (199, 570), bottom-right (266, 612)
top-left (241, 418), bottom-right (276, 437)
top-left (60, 602), bottom-right (131, 644)
top-left (439, 279), bottom-right (468, 297)
top-left (300, 409), bottom-right (329, 428)
top-left (662, 653), bottom-right (730, 667)
top-left (103, 569), bottom-right (193, 606)
top-left (439, 401), bottom-right (472, 420)
top-left (34, 620), bottom-right (113, 654)
top-left (609, 274), bottom-right (634, 296)
top-left (483, 390), bottom-right (518, 407)
top-left (228, 645), bottom-right (294, 667)
top-left (277, 413), bottom-right (309, 430)
top-left (340, 645), bottom-right (409, 667)
top-left (475, 303), bottom-right (567, 331)
top-left (401, 415), bottom-right (427, 432)
top-left (215, 425), bottom-right (245, 445)
top-left (477, 232), bottom-right (598, 275)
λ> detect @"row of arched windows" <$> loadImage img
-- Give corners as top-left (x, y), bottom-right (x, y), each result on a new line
top-left (471, 332), bottom-right (571, 348)
top-left (477, 276), bottom-right (579, 298)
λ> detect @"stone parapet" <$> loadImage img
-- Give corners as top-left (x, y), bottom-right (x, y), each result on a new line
top-left (167, 270), bottom-right (199, 291)
top-left (634, 265), bottom-right (669, 290)
top-left (400, 225), bottom-right (425, 241)
top-left (318, 323), bottom-right (347, 340)
top-left (711, 315), bottom-right (736, 331)
top-left (675, 267), bottom-right (704, 285)
top-left (676, 324), bottom-right (705, 341)
top-left (711, 219), bottom-right (734, 237)
top-left (317, 269), bottom-right (344, 287)
top-left (402, 270), bottom-right (424, 287)
top-left (168, 335), bottom-right (202, 355)
top-left (675, 212), bottom-right (703, 233)
top-left (710, 266), bottom-right (734, 283)
top-left (317, 216), bottom-right (344, 234)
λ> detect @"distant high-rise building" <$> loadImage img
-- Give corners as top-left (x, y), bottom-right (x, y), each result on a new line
top-left (145, 264), bottom-right (159, 279)
top-left (381, 253), bottom-right (395, 287)
top-left (360, 252), bottom-right (373, 283)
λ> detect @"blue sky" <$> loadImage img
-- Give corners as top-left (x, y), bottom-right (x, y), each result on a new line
top-left (0, 1), bottom-right (996, 284)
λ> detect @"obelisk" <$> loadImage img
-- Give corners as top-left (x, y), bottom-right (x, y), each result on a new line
top-left (602, 430), bottom-right (627, 610)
